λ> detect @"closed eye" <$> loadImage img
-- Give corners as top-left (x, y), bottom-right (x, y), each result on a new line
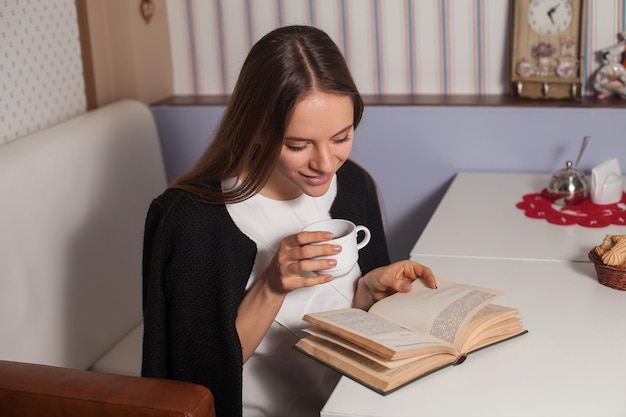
top-left (333, 135), bottom-right (352, 144)
top-left (284, 142), bottom-right (308, 152)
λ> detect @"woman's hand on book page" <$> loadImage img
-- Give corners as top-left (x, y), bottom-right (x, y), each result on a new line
top-left (352, 260), bottom-right (437, 311)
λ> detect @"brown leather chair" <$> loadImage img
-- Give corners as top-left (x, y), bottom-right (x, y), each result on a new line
top-left (0, 360), bottom-right (215, 417)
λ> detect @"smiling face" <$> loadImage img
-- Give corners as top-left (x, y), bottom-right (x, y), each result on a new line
top-left (260, 90), bottom-right (355, 200)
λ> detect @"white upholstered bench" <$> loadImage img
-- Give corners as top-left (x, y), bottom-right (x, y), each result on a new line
top-left (0, 99), bottom-right (215, 416)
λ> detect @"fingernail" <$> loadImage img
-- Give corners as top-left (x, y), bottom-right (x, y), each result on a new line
top-left (331, 245), bottom-right (342, 253)
top-left (401, 282), bottom-right (412, 292)
top-left (327, 259), bottom-right (337, 267)
top-left (323, 232), bottom-right (334, 239)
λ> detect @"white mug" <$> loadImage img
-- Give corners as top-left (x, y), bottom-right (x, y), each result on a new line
top-left (302, 219), bottom-right (371, 277)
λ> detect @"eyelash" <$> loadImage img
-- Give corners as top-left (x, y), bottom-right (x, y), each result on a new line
top-left (285, 136), bottom-right (351, 152)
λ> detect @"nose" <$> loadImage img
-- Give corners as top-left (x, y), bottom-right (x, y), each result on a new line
top-left (310, 144), bottom-right (334, 173)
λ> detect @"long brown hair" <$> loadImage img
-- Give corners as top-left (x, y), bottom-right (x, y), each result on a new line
top-left (170, 25), bottom-right (364, 204)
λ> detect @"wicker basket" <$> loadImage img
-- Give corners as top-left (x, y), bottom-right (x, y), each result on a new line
top-left (588, 249), bottom-right (626, 291)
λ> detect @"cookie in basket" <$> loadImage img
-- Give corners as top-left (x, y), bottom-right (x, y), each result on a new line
top-left (589, 234), bottom-right (626, 290)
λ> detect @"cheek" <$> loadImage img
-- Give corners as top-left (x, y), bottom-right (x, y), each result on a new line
top-left (275, 149), bottom-right (306, 174)
top-left (337, 142), bottom-right (353, 161)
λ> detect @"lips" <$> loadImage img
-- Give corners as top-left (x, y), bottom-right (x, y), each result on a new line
top-left (302, 172), bottom-right (332, 187)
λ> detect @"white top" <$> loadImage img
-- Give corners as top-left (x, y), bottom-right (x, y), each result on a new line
top-left (225, 175), bottom-right (360, 417)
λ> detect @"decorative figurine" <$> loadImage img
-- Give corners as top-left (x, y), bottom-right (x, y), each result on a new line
top-left (594, 31), bottom-right (626, 99)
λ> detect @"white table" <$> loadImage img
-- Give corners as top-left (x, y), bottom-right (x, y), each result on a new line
top-left (410, 172), bottom-right (626, 262)
top-left (321, 172), bottom-right (626, 417)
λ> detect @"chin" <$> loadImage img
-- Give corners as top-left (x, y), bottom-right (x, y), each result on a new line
top-left (301, 183), bottom-right (332, 197)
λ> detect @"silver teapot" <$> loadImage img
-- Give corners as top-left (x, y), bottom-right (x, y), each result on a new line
top-left (547, 160), bottom-right (590, 206)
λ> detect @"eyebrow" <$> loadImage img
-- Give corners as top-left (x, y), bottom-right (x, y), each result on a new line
top-left (285, 124), bottom-right (354, 141)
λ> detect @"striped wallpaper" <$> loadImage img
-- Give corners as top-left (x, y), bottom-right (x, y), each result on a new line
top-left (1, 0), bottom-right (626, 144)
top-left (166, 0), bottom-right (626, 96)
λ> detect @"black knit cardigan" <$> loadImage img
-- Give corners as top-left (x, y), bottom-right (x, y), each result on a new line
top-left (141, 160), bottom-right (390, 417)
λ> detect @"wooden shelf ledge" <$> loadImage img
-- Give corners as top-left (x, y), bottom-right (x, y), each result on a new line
top-left (151, 94), bottom-right (626, 108)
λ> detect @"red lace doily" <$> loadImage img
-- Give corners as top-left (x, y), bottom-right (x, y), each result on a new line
top-left (516, 189), bottom-right (626, 227)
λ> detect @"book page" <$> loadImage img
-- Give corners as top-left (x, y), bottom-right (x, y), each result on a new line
top-left (461, 304), bottom-right (525, 351)
top-left (303, 308), bottom-right (453, 360)
top-left (302, 327), bottom-right (444, 369)
top-left (294, 336), bottom-right (454, 394)
top-left (368, 277), bottom-right (503, 348)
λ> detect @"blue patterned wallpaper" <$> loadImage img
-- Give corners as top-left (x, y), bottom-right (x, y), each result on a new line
top-left (0, 0), bottom-right (85, 144)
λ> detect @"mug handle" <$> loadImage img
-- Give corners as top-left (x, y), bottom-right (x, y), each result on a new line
top-left (355, 225), bottom-right (371, 250)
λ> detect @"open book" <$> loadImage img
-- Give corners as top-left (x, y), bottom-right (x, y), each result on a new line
top-left (294, 277), bottom-right (527, 395)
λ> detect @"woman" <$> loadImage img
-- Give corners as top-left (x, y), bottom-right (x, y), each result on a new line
top-left (141, 25), bottom-right (436, 417)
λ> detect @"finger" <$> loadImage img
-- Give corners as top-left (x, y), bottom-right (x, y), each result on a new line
top-left (296, 242), bottom-right (342, 261)
top-left (291, 230), bottom-right (335, 247)
top-left (407, 261), bottom-right (437, 289)
top-left (367, 264), bottom-right (413, 294)
top-left (298, 257), bottom-right (337, 274)
top-left (300, 274), bottom-right (334, 287)
top-left (284, 274), bottom-right (333, 291)
top-left (282, 249), bottom-right (340, 277)
top-left (276, 233), bottom-right (331, 262)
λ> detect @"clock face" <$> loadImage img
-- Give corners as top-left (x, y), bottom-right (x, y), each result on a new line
top-left (529, 0), bottom-right (573, 35)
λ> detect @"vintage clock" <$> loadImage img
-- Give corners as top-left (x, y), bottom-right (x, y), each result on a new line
top-left (511, 0), bottom-right (586, 99)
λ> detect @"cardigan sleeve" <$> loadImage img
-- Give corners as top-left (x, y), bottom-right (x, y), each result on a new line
top-left (141, 190), bottom-right (255, 417)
